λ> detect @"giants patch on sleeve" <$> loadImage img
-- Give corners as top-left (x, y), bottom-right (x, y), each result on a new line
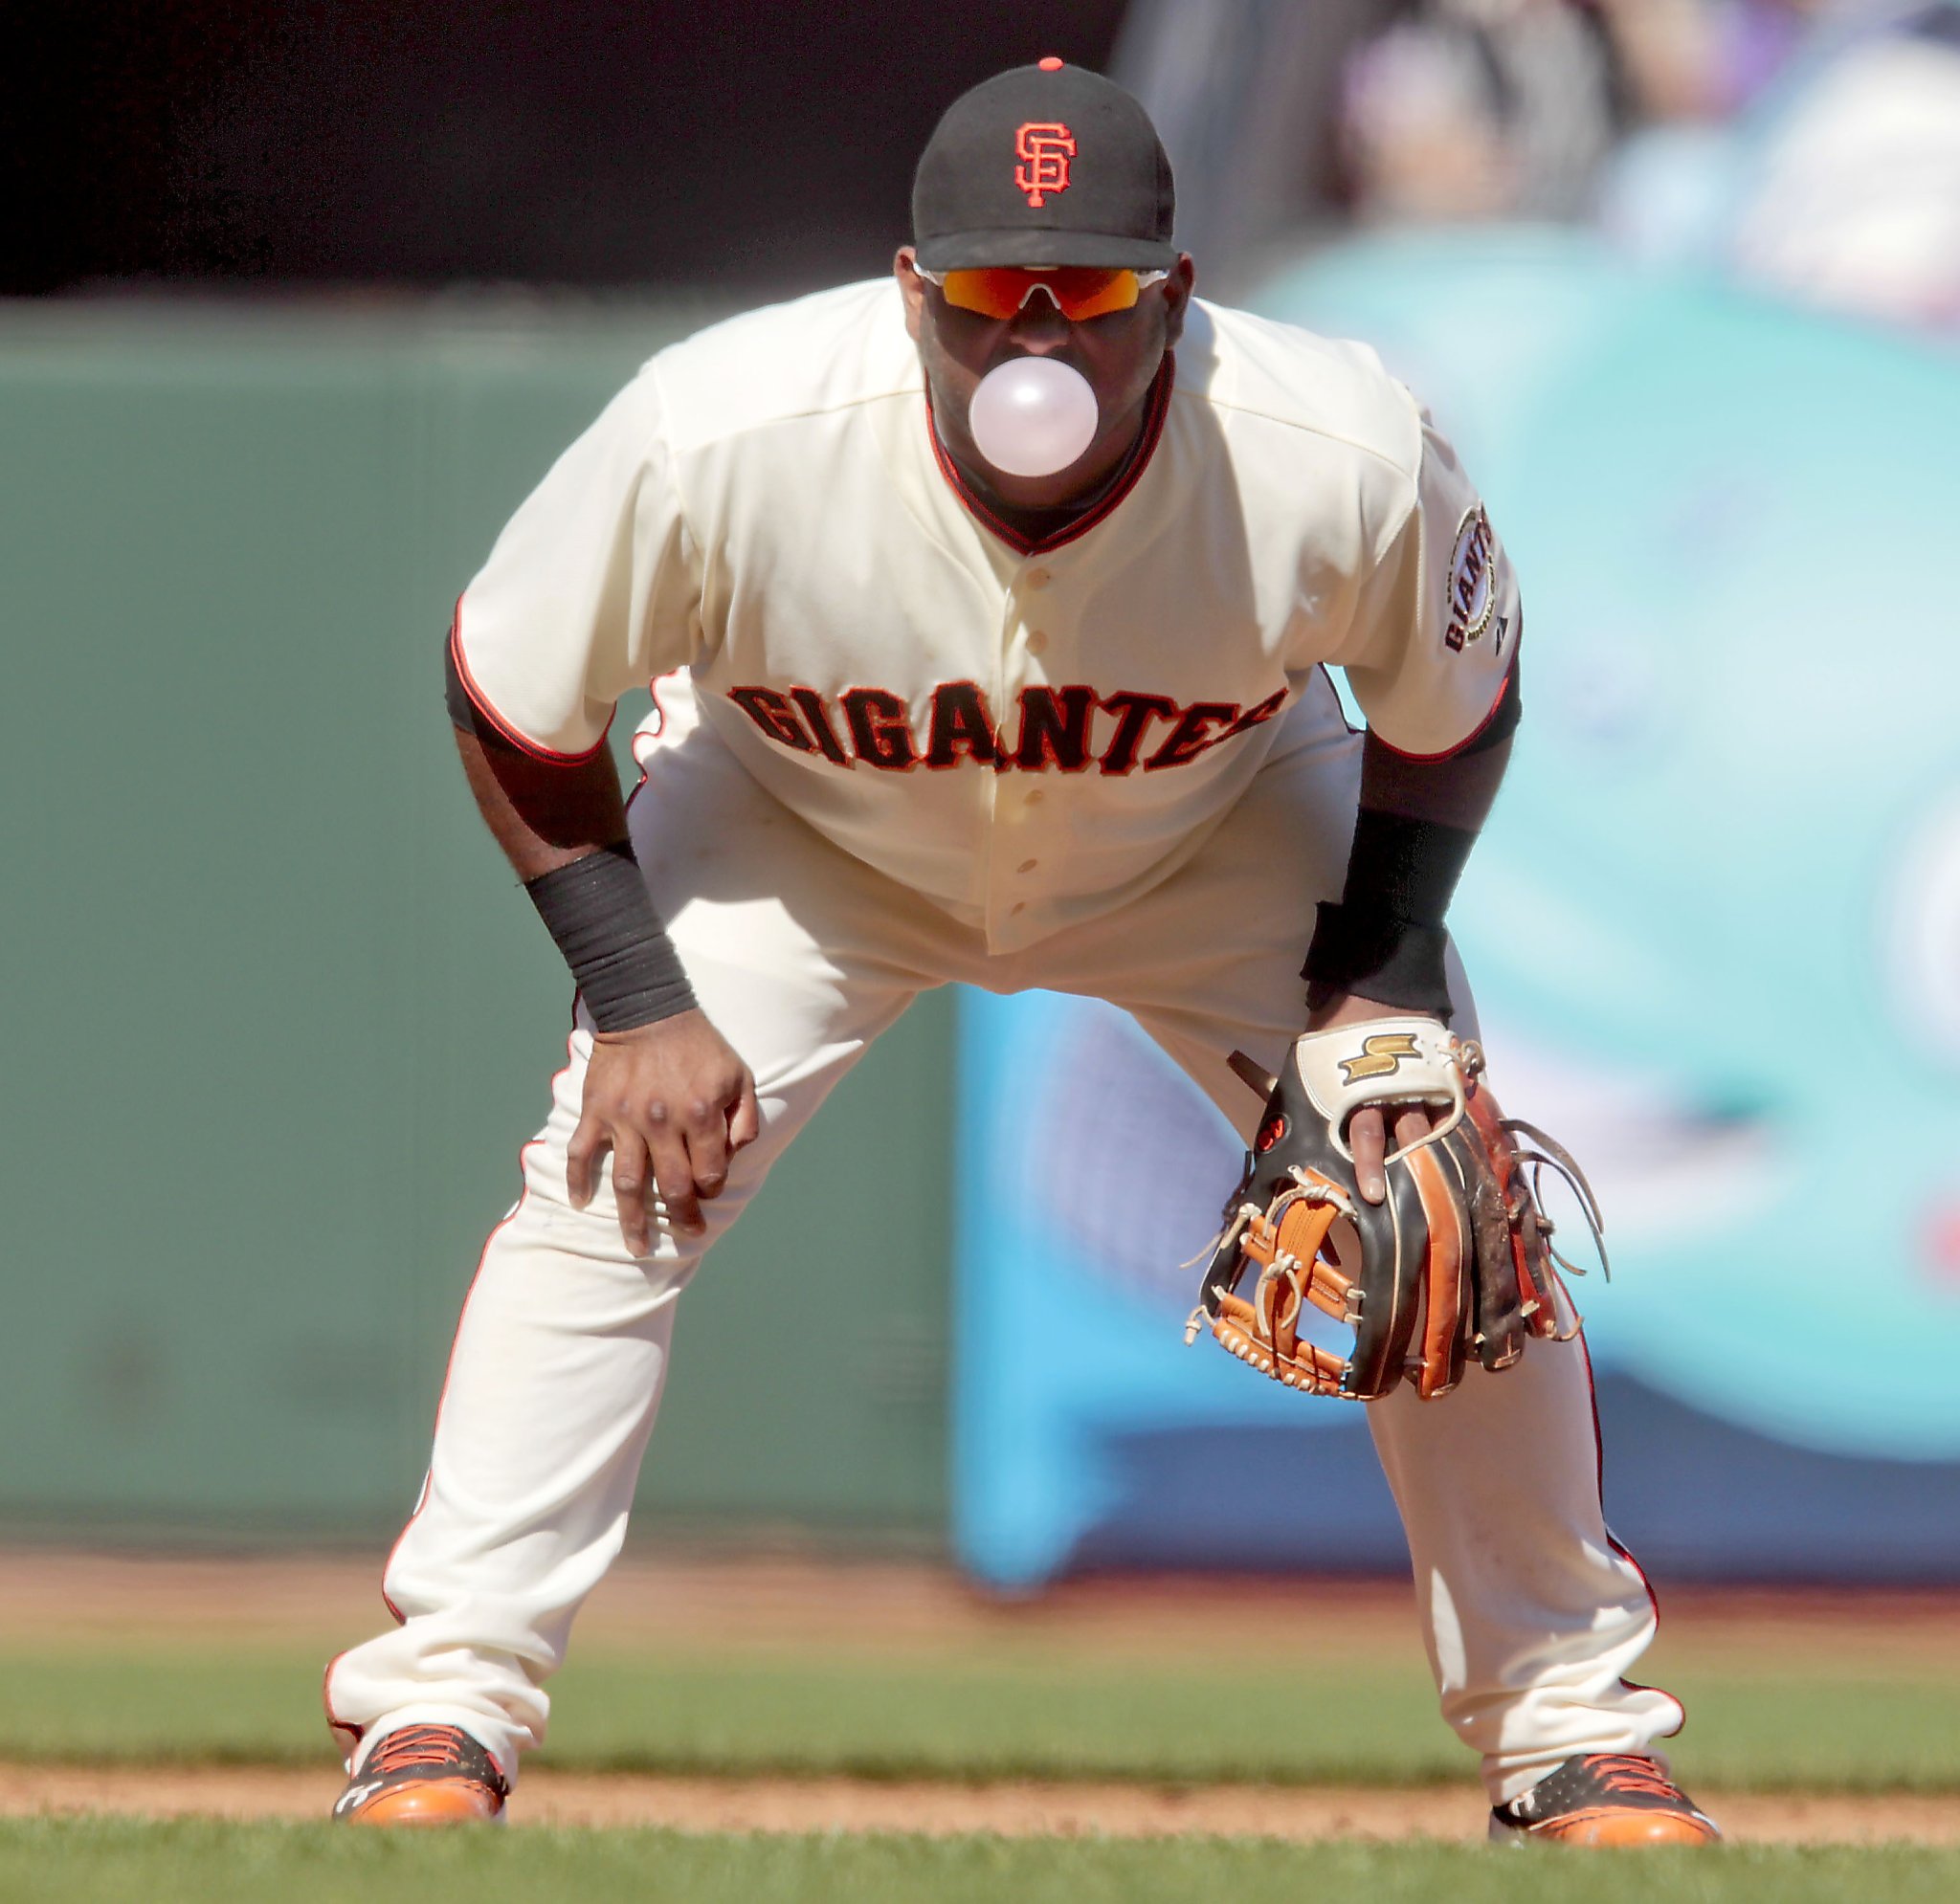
top-left (1443, 507), bottom-right (1498, 653)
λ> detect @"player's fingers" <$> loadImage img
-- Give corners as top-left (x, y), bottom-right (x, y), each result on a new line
top-left (566, 1113), bottom-right (610, 1209)
top-left (608, 1132), bottom-right (656, 1257)
top-left (1350, 1106), bottom-right (1387, 1205)
top-left (684, 1098), bottom-right (731, 1201)
top-left (728, 1071), bottom-right (761, 1151)
top-left (1391, 1105), bottom-right (1431, 1156)
top-left (649, 1128), bottom-right (706, 1239)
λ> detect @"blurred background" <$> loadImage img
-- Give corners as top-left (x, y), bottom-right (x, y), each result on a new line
top-left (5, 0), bottom-right (1960, 1600)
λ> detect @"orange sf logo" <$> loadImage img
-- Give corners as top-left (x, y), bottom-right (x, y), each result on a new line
top-left (1338, 1033), bottom-right (1422, 1085)
top-left (1015, 122), bottom-right (1076, 208)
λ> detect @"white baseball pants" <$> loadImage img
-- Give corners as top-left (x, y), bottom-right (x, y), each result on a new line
top-left (324, 680), bottom-right (1683, 1804)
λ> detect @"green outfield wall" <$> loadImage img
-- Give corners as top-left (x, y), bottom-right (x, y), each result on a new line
top-left (0, 299), bottom-right (954, 1548)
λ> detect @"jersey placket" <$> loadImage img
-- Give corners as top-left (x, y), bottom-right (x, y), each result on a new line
top-left (991, 553), bottom-right (1062, 944)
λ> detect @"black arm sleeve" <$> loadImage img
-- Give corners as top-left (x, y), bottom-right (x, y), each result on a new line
top-left (1458, 655), bottom-right (1521, 756)
top-left (445, 620), bottom-right (511, 746)
top-left (1302, 657), bottom-right (1521, 1019)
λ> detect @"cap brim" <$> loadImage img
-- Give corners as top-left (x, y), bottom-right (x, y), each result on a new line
top-left (915, 229), bottom-right (1177, 271)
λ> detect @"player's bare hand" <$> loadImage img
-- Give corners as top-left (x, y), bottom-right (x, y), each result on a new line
top-left (567, 1010), bottom-right (761, 1254)
top-left (1303, 990), bottom-right (1440, 1206)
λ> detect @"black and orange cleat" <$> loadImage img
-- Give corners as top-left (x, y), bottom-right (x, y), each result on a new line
top-left (1489, 1753), bottom-right (1721, 1847)
top-left (332, 1723), bottom-right (509, 1827)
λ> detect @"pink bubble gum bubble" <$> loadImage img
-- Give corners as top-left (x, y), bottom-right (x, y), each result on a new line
top-left (968, 357), bottom-right (1099, 478)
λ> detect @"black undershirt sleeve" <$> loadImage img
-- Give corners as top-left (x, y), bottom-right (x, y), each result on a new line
top-left (1458, 654), bottom-right (1521, 756)
top-left (445, 624), bottom-right (496, 742)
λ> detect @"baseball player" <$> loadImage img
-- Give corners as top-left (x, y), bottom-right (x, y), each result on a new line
top-left (323, 61), bottom-right (1719, 1846)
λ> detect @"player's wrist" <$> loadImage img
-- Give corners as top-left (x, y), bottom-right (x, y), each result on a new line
top-left (1301, 987), bottom-right (1443, 1033)
top-left (590, 1007), bottom-right (702, 1044)
top-left (1303, 906), bottom-right (1454, 1017)
top-left (1303, 809), bottom-right (1477, 1020)
top-left (523, 844), bottom-right (699, 1032)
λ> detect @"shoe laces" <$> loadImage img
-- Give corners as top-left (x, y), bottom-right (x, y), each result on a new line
top-left (1580, 1753), bottom-right (1684, 1801)
top-left (367, 1724), bottom-right (471, 1775)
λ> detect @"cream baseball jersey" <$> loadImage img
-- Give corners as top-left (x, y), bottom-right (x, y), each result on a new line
top-left (452, 278), bottom-right (1519, 951)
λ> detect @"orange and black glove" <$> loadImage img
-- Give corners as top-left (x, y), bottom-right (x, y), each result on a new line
top-left (1187, 1018), bottom-right (1602, 1401)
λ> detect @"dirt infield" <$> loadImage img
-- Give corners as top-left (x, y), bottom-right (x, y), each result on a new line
top-left (1, 1763), bottom-right (1955, 1844)
top-left (4, 1547), bottom-right (1958, 1672)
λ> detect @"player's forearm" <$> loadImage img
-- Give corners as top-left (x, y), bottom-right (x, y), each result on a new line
top-left (454, 725), bottom-right (699, 1029)
top-left (454, 725), bottom-right (631, 882)
top-left (1303, 705), bottom-right (1516, 1022)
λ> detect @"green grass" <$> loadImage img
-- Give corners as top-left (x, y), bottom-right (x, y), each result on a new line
top-left (2, 1646), bottom-right (1956, 1794)
top-left (3, 1821), bottom-right (1959, 1904)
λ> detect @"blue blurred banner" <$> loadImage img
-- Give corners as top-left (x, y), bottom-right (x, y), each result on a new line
top-left (954, 232), bottom-right (1960, 1588)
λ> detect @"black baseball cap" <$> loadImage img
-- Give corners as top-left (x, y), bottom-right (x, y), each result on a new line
top-left (912, 58), bottom-right (1176, 271)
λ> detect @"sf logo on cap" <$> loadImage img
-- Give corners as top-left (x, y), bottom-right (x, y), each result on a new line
top-left (1014, 122), bottom-right (1076, 207)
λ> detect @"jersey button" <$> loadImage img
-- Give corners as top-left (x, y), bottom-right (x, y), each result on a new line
top-left (1023, 788), bottom-right (1046, 807)
top-left (1017, 857), bottom-right (1038, 875)
top-left (1026, 630), bottom-right (1049, 655)
top-left (1010, 901), bottom-right (1028, 916)
top-left (1025, 566), bottom-right (1052, 589)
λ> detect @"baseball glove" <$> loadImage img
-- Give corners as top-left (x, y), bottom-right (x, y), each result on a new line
top-left (1185, 1017), bottom-right (1603, 1402)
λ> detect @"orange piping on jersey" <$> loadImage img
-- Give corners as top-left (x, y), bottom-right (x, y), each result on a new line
top-left (1578, 1330), bottom-right (1688, 1742)
top-left (1368, 653), bottom-right (1520, 764)
top-left (924, 354), bottom-right (1174, 557)
top-left (323, 1652), bottom-right (358, 1760)
top-left (449, 598), bottom-right (615, 766)
top-left (643, 669), bottom-right (681, 743)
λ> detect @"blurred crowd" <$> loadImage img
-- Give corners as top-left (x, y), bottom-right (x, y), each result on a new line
top-left (1339, 0), bottom-right (1960, 332)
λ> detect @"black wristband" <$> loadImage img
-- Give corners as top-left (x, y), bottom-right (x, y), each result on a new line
top-left (1303, 902), bottom-right (1455, 1017)
top-left (1302, 810), bottom-right (1480, 1019)
top-left (523, 844), bottom-right (698, 1032)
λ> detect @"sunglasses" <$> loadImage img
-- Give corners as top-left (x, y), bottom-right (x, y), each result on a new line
top-left (916, 264), bottom-right (1169, 321)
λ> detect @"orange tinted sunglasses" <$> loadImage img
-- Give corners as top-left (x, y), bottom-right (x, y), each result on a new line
top-left (918, 264), bottom-right (1169, 321)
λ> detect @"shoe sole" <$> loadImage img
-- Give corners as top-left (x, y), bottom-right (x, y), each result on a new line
top-left (339, 1782), bottom-right (507, 1827)
top-left (1490, 1808), bottom-right (1722, 1847)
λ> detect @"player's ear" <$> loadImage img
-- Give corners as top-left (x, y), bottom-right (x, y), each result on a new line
top-left (1160, 254), bottom-right (1196, 349)
top-left (895, 247), bottom-right (926, 344)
